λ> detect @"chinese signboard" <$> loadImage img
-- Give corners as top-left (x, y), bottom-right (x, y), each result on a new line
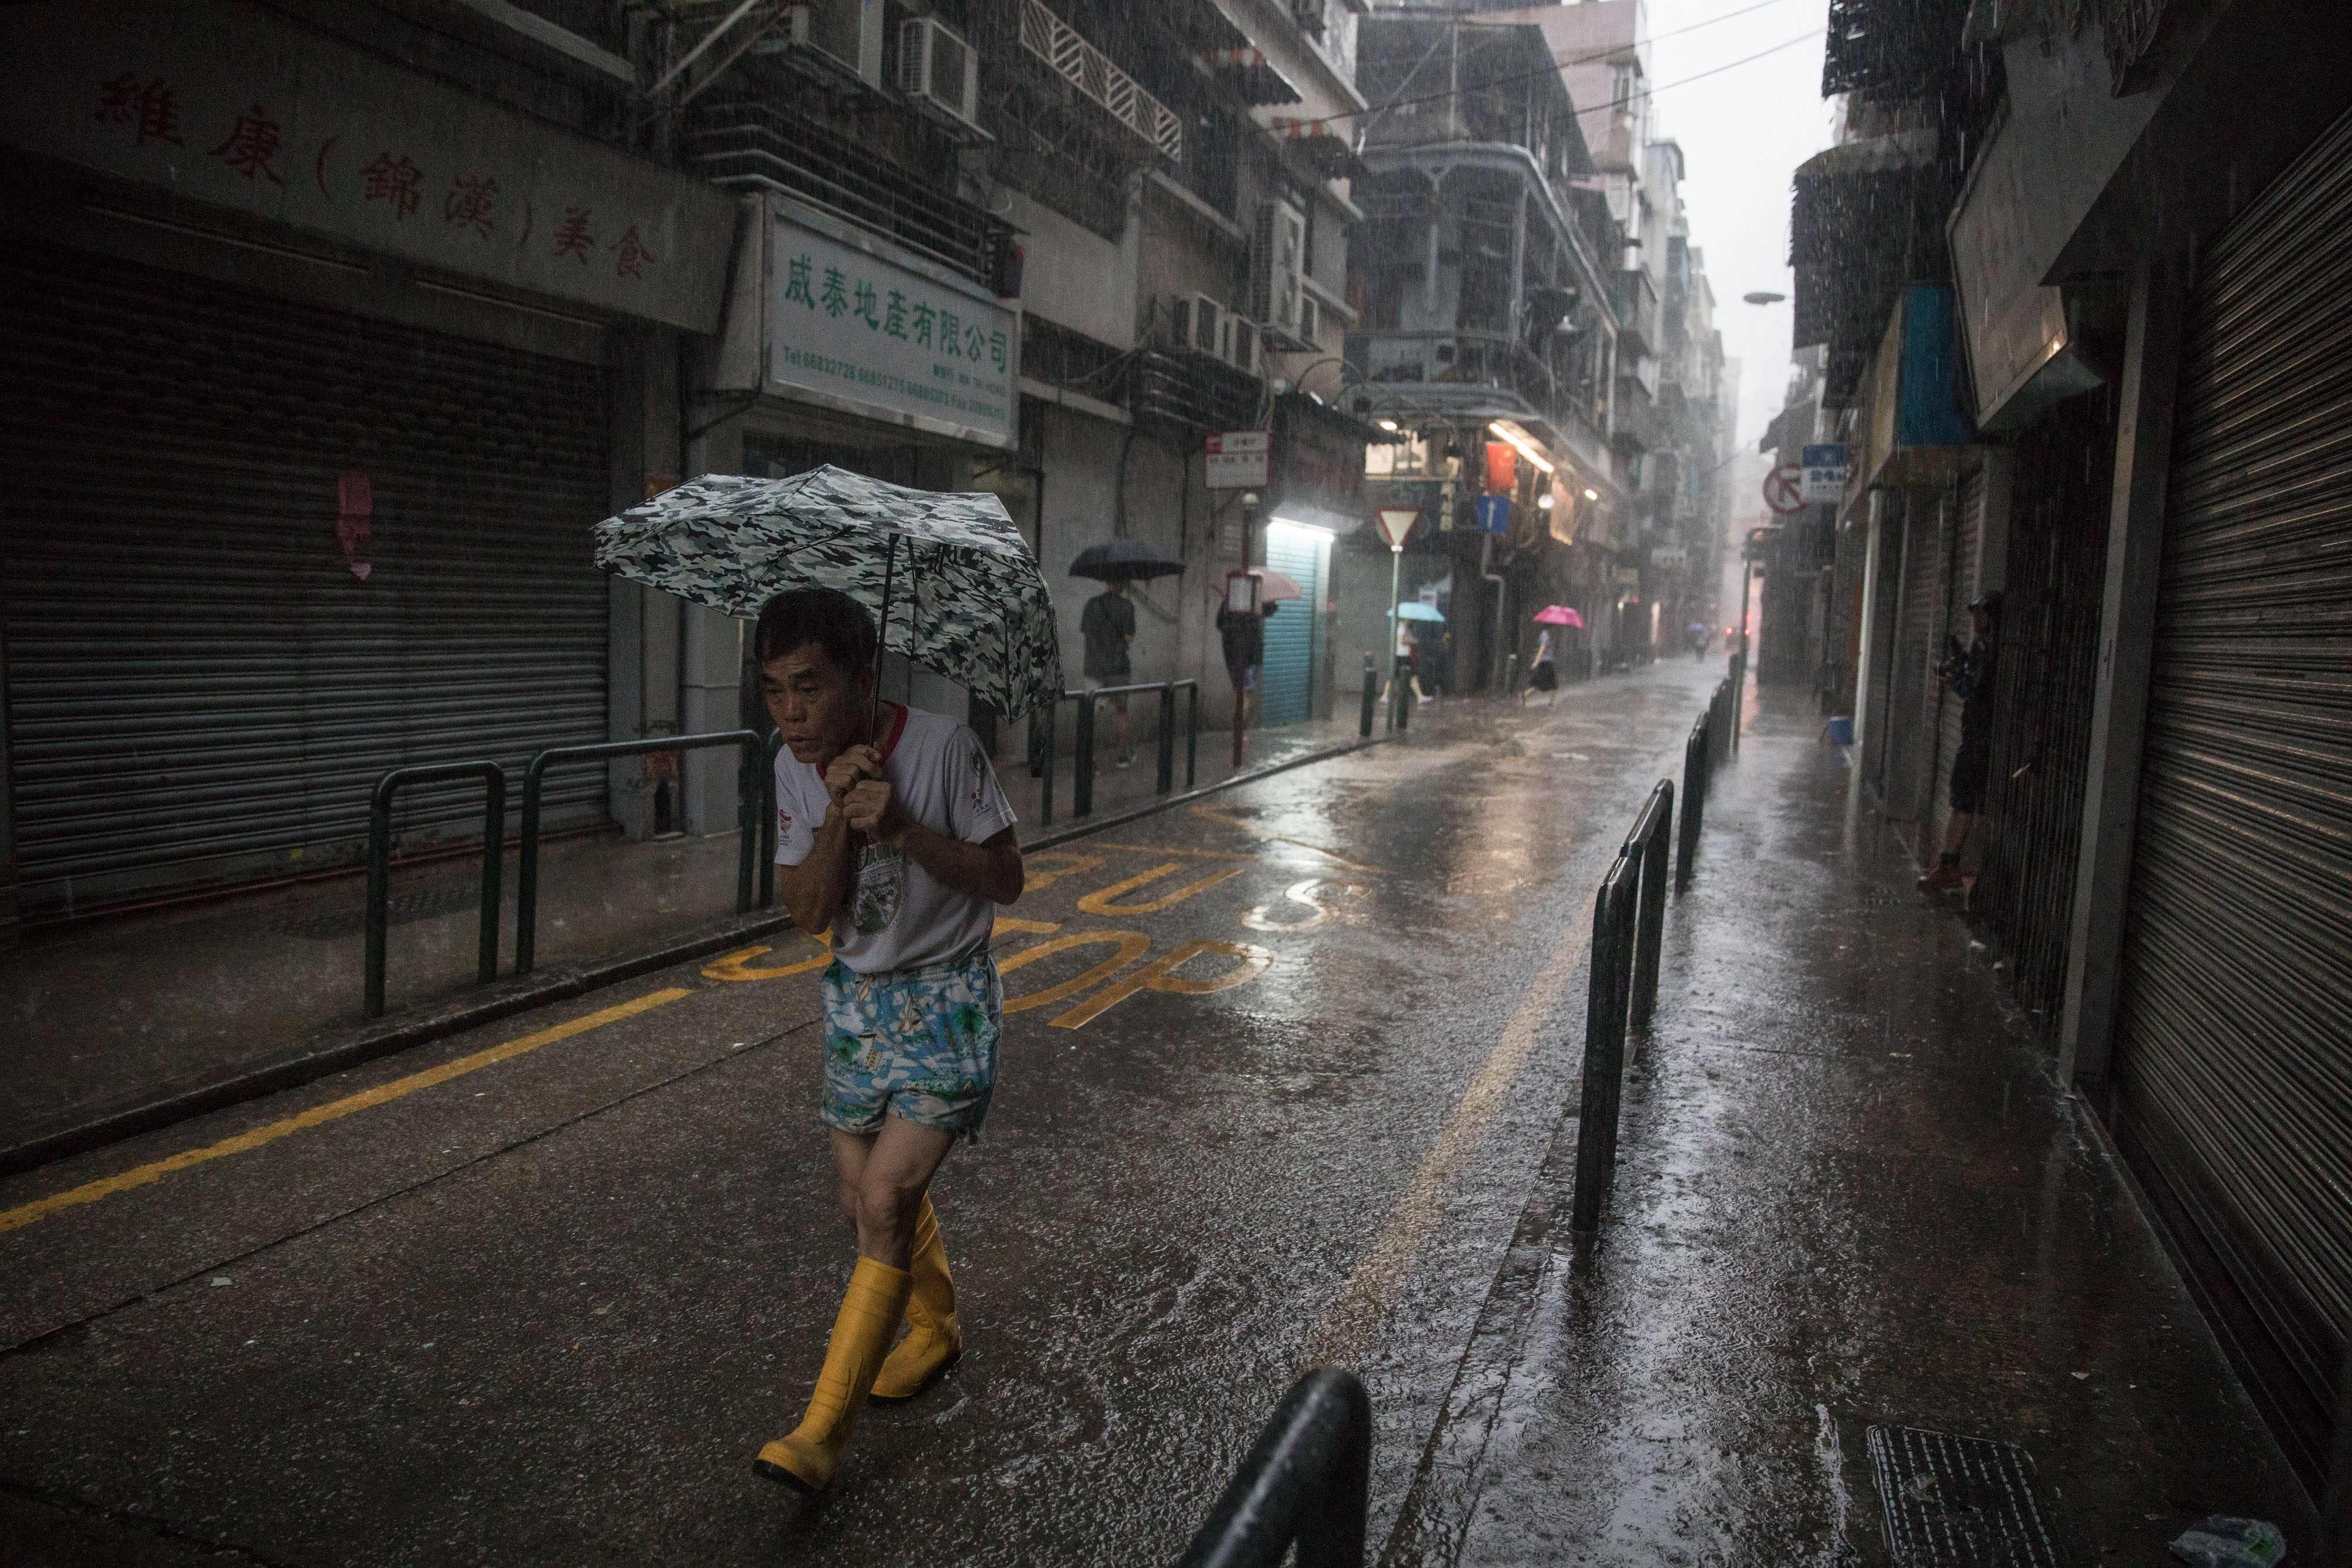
top-left (1800, 444), bottom-right (1850, 505)
top-left (766, 207), bottom-right (1018, 450)
top-left (1205, 430), bottom-right (1271, 489)
top-left (0, 0), bottom-right (736, 332)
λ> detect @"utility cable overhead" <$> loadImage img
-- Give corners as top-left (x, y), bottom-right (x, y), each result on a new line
top-left (1342, 16), bottom-right (1826, 132)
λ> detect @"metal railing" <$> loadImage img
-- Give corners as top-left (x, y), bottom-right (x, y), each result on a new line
top-left (1570, 668), bottom-right (1744, 1232)
top-left (513, 730), bottom-right (772, 977)
top-left (1037, 679), bottom-right (1200, 826)
top-left (1177, 1369), bottom-right (1371, 1568)
top-left (364, 762), bottom-right (507, 1021)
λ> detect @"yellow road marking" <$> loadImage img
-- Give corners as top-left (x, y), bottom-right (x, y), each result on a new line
top-left (703, 937), bottom-right (831, 982)
top-left (993, 915), bottom-right (1062, 937)
top-left (1296, 917), bottom-right (1593, 1369)
top-left (0, 988), bottom-right (692, 1236)
top-left (1189, 805), bottom-right (1384, 875)
top-left (996, 931), bottom-right (1152, 1014)
top-left (1091, 841), bottom-right (1262, 862)
top-left (1019, 851), bottom-right (1105, 892)
top-left (1075, 862), bottom-right (1248, 917)
top-left (1050, 940), bottom-right (1272, 1029)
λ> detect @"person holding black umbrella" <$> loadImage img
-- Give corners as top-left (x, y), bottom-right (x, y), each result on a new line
top-left (1080, 578), bottom-right (1138, 769)
top-left (1068, 539), bottom-right (1184, 773)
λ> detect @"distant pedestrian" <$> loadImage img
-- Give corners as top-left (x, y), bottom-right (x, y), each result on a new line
top-left (1080, 579), bottom-right (1138, 769)
top-left (1919, 591), bottom-right (2000, 892)
top-left (1217, 597), bottom-right (1272, 727)
top-left (753, 587), bottom-right (1025, 1496)
top-left (1392, 619), bottom-right (1429, 704)
top-left (1527, 627), bottom-right (1559, 704)
top-left (1689, 620), bottom-right (1709, 661)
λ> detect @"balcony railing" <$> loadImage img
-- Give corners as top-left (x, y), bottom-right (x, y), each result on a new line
top-left (1612, 269), bottom-right (1662, 360)
top-left (684, 98), bottom-right (1013, 291)
top-left (1019, 0), bottom-right (1182, 159)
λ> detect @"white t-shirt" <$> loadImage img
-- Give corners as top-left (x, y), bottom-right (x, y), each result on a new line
top-left (773, 704), bottom-right (1017, 974)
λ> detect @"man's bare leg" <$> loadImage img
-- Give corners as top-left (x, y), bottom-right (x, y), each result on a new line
top-left (1918, 809), bottom-right (1975, 891)
top-left (830, 1118), bottom-right (957, 1267)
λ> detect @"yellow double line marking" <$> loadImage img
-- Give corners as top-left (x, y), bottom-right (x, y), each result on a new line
top-left (0, 989), bottom-right (690, 1236)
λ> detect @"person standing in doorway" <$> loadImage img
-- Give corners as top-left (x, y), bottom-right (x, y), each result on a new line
top-left (1919, 591), bottom-right (2000, 892)
top-left (753, 587), bottom-right (1025, 1496)
top-left (1080, 578), bottom-right (1138, 769)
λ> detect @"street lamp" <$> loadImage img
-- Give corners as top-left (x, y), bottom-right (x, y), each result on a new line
top-left (1741, 290), bottom-right (1788, 305)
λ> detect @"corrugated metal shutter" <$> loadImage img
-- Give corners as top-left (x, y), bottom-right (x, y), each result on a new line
top-left (0, 244), bottom-right (612, 918)
top-left (1880, 499), bottom-right (1942, 820)
top-left (1974, 390), bottom-right (2112, 1015)
top-left (2108, 104), bottom-right (2352, 1496)
top-left (1863, 499), bottom-right (1905, 787)
top-left (1260, 531), bottom-right (1321, 727)
top-left (1929, 469), bottom-right (1987, 849)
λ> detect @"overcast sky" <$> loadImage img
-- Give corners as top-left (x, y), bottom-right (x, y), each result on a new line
top-left (1638, 0), bottom-right (1835, 449)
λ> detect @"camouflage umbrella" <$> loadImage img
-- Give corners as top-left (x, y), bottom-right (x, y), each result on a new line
top-left (592, 466), bottom-right (1063, 718)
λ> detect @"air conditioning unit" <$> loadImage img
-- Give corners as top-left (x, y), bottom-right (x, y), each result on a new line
top-left (771, 0), bottom-right (885, 89)
top-left (1297, 292), bottom-right (1320, 348)
top-left (1169, 293), bottom-right (1223, 357)
top-left (1252, 200), bottom-right (1307, 343)
top-left (1223, 315), bottom-right (1261, 376)
top-left (898, 17), bottom-right (980, 131)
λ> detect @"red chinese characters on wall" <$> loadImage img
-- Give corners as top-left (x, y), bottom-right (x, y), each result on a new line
top-left (96, 72), bottom-right (185, 147)
top-left (554, 206), bottom-right (594, 262)
top-left (209, 103), bottom-right (285, 185)
top-left (444, 173), bottom-right (497, 238)
top-left (360, 153), bottom-right (422, 219)
top-left (612, 224), bottom-right (653, 280)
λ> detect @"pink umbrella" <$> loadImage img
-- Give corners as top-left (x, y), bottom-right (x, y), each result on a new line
top-left (1203, 567), bottom-right (1304, 604)
top-left (1534, 604), bottom-right (1585, 628)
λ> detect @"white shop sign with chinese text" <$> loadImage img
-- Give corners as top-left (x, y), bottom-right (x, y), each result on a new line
top-left (0, 0), bottom-right (736, 333)
top-left (1205, 430), bottom-right (1271, 490)
top-left (766, 208), bottom-right (1017, 450)
top-left (1801, 444), bottom-right (1850, 506)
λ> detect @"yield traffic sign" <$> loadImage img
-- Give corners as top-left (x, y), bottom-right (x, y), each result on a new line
top-left (1374, 506), bottom-right (1420, 550)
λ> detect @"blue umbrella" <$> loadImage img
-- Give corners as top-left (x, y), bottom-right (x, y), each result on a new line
top-left (1396, 601), bottom-right (1446, 623)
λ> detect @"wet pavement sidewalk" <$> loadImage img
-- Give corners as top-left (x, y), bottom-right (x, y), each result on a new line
top-left (1381, 681), bottom-right (2321, 1564)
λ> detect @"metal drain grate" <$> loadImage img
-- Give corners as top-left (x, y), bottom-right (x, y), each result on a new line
top-left (1867, 1425), bottom-right (2060, 1567)
top-left (277, 882), bottom-right (483, 941)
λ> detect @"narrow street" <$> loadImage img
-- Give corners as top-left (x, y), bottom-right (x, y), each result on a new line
top-left (0, 662), bottom-right (1719, 1566)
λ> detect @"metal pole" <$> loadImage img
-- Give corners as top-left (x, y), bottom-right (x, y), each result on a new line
top-left (1177, 1368), bottom-right (1372, 1568)
top-left (364, 784), bottom-right (393, 1019)
top-left (1570, 858), bottom-right (1635, 1234)
top-left (759, 732), bottom-right (779, 909)
top-left (1359, 653), bottom-right (1377, 738)
top-left (1075, 696), bottom-right (1096, 818)
top-left (477, 774), bottom-right (506, 986)
top-left (1630, 781), bottom-right (1671, 1028)
top-left (1039, 698), bottom-right (1057, 828)
top-left (1504, 653), bottom-right (1519, 704)
top-left (734, 733), bottom-right (757, 915)
top-left (1385, 544), bottom-right (1402, 734)
top-left (1185, 681), bottom-right (1200, 788)
top-left (514, 758), bottom-right (547, 975)
top-left (1157, 684), bottom-right (1176, 795)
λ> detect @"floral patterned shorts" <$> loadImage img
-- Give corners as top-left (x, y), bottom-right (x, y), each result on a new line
top-left (820, 952), bottom-right (1002, 1141)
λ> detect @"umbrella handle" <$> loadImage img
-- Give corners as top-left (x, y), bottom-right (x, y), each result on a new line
top-left (871, 534), bottom-right (898, 740)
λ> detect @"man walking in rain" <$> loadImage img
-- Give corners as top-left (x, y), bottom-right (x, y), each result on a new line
top-left (753, 586), bottom-right (1025, 1495)
top-left (1080, 576), bottom-right (1138, 769)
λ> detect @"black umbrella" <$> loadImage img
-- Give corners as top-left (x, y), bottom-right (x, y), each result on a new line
top-left (1069, 539), bottom-right (1185, 582)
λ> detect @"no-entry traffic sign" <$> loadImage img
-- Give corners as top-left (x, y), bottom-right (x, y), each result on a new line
top-left (1374, 506), bottom-right (1419, 550)
top-left (1763, 462), bottom-right (1806, 515)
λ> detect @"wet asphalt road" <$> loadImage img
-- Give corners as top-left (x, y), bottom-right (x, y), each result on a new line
top-left (0, 660), bottom-right (1726, 1567)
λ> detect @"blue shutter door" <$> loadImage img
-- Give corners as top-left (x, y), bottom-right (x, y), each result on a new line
top-left (1260, 533), bottom-right (1321, 727)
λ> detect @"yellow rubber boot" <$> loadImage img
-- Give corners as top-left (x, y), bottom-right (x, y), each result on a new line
top-left (871, 1195), bottom-right (961, 1401)
top-left (754, 1257), bottom-right (913, 1495)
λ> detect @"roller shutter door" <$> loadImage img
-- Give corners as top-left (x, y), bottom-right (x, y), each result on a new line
top-left (1880, 499), bottom-right (1942, 821)
top-left (2107, 106), bottom-right (2352, 1496)
top-left (1862, 500), bottom-right (1905, 788)
top-left (1928, 469), bottom-right (1987, 850)
top-left (1260, 530), bottom-right (1322, 727)
top-left (0, 244), bottom-right (612, 918)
